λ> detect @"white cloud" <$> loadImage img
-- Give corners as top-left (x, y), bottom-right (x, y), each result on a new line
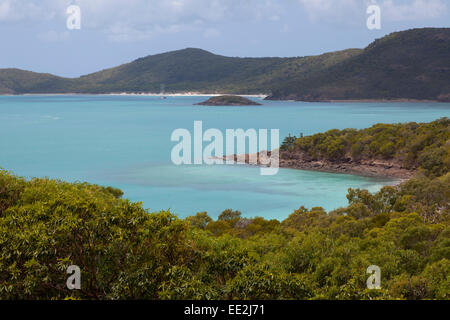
top-left (1, 0), bottom-right (447, 42)
top-left (0, 0), bottom-right (284, 42)
top-left (0, 0), bottom-right (11, 20)
top-left (298, 0), bottom-right (448, 23)
top-left (381, 0), bottom-right (448, 21)
top-left (298, 0), bottom-right (361, 22)
top-left (0, 0), bottom-right (62, 22)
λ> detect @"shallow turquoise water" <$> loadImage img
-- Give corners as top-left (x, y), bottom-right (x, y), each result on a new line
top-left (0, 95), bottom-right (449, 220)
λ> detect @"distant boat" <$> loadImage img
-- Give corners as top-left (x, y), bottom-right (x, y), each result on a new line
top-left (160, 84), bottom-right (166, 99)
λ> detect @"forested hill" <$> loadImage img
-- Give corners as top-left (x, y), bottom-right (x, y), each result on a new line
top-left (0, 28), bottom-right (449, 101)
top-left (267, 28), bottom-right (450, 102)
top-left (0, 47), bottom-right (359, 95)
top-left (280, 118), bottom-right (450, 178)
top-left (0, 69), bottom-right (73, 95)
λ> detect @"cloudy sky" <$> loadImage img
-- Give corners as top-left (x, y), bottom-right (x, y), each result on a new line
top-left (0, 0), bottom-right (448, 77)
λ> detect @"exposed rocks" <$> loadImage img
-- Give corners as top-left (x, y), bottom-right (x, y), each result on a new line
top-left (221, 150), bottom-right (415, 179)
top-left (278, 151), bottom-right (415, 179)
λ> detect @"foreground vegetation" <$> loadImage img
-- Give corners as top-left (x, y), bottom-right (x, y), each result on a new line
top-left (0, 170), bottom-right (448, 300)
top-left (0, 119), bottom-right (449, 300)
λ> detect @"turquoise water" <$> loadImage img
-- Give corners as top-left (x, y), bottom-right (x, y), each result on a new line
top-left (0, 95), bottom-right (449, 220)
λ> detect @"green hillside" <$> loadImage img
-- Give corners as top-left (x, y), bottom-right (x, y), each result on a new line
top-left (75, 48), bottom-right (290, 93)
top-left (0, 69), bottom-right (74, 94)
top-left (268, 28), bottom-right (450, 101)
top-left (0, 28), bottom-right (449, 100)
top-left (0, 48), bottom-right (359, 95)
top-left (63, 47), bottom-right (361, 94)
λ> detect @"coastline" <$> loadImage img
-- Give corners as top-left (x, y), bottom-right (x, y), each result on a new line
top-left (0, 92), bottom-right (269, 98)
top-left (222, 152), bottom-right (415, 181)
top-left (1, 93), bottom-right (449, 103)
top-left (328, 99), bottom-right (444, 103)
top-left (264, 97), bottom-right (447, 103)
top-left (278, 158), bottom-right (414, 180)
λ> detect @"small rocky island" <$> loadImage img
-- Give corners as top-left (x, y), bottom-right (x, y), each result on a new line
top-left (195, 95), bottom-right (262, 106)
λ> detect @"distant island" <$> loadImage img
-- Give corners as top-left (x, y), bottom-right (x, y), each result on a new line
top-left (0, 28), bottom-right (449, 102)
top-left (195, 95), bottom-right (262, 106)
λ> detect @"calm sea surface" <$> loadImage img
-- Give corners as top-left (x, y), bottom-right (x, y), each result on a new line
top-left (0, 95), bottom-right (449, 220)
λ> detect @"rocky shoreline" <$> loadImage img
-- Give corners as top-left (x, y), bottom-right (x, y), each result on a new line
top-left (222, 151), bottom-right (415, 180)
top-left (279, 157), bottom-right (414, 179)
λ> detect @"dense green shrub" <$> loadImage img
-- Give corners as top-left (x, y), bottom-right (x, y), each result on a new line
top-left (0, 168), bottom-right (448, 300)
top-left (282, 118), bottom-right (449, 177)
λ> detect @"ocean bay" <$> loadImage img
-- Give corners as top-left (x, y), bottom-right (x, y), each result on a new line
top-left (0, 95), bottom-right (449, 220)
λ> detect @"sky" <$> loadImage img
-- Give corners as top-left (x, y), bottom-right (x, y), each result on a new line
top-left (0, 0), bottom-right (448, 77)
